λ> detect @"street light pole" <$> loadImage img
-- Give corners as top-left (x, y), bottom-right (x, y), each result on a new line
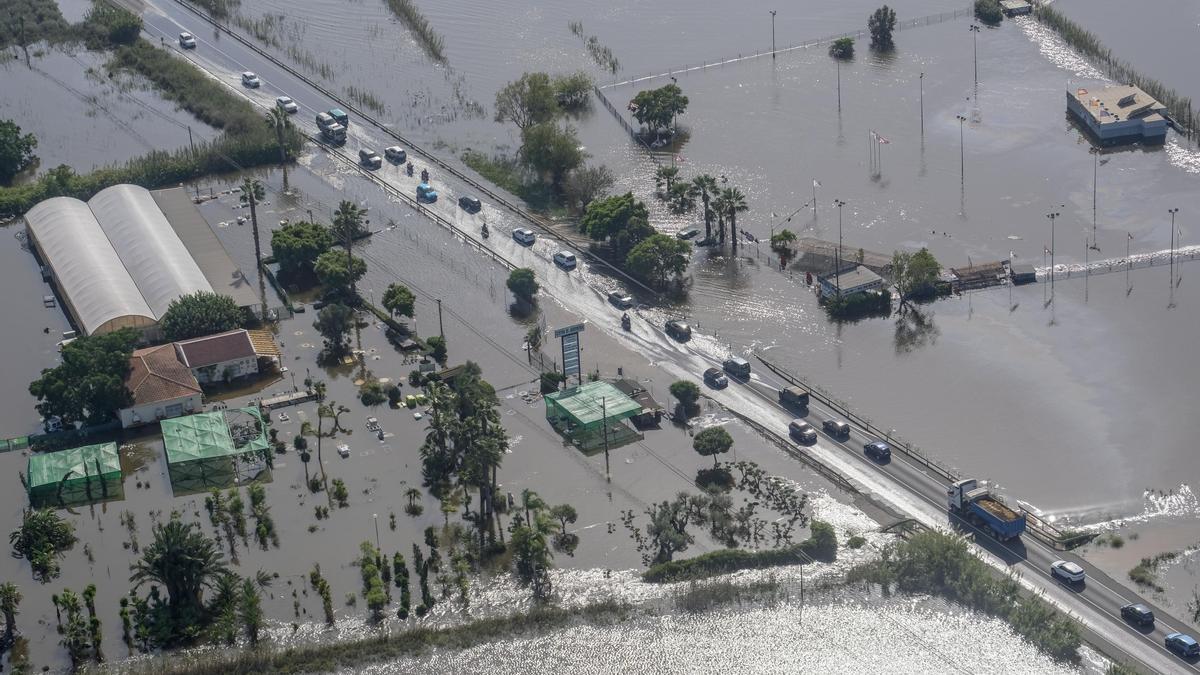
top-left (956, 114), bottom-right (967, 185)
top-left (836, 59), bottom-right (841, 112)
top-left (969, 24), bottom-right (980, 90)
top-left (1169, 207), bottom-right (1179, 292)
top-left (1047, 210), bottom-right (1060, 304)
top-left (919, 72), bottom-right (924, 134)
top-left (834, 199), bottom-right (847, 299)
top-left (372, 513), bottom-right (380, 551)
top-left (770, 11), bottom-right (777, 58)
top-left (1090, 147), bottom-right (1101, 251)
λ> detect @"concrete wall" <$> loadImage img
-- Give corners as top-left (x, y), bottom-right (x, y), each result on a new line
top-left (119, 393), bottom-right (202, 428)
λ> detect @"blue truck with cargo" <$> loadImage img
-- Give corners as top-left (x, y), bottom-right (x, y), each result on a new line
top-left (946, 478), bottom-right (1027, 541)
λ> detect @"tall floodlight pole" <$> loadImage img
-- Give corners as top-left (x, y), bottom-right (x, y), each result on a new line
top-left (834, 199), bottom-right (847, 299)
top-left (956, 115), bottom-right (967, 184)
top-left (770, 11), bottom-right (777, 58)
top-left (1169, 207), bottom-right (1180, 293)
top-left (1090, 147), bottom-right (1101, 250)
top-left (1047, 210), bottom-right (1060, 304)
top-left (969, 24), bottom-right (980, 90)
top-left (919, 72), bottom-right (924, 134)
top-left (836, 58), bottom-right (842, 112)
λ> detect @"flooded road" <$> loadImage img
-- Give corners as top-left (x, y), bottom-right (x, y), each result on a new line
top-left (150, 0), bottom-right (1200, 519)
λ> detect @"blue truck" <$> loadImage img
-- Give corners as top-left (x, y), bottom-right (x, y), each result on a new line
top-left (946, 478), bottom-right (1026, 541)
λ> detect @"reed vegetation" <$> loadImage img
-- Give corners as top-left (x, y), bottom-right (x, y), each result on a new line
top-left (382, 0), bottom-right (447, 64)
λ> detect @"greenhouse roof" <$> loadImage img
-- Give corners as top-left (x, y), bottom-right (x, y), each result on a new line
top-left (544, 380), bottom-right (641, 429)
top-left (27, 442), bottom-right (121, 490)
top-left (162, 408), bottom-right (267, 465)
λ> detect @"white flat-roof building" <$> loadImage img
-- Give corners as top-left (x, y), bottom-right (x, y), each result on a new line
top-left (999, 0), bottom-right (1031, 16)
top-left (817, 265), bottom-right (884, 299)
top-left (1067, 85), bottom-right (1168, 146)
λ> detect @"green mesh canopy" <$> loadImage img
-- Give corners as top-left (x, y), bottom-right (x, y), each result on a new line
top-left (162, 408), bottom-right (269, 492)
top-left (545, 381), bottom-right (641, 429)
top-left (27, 442), bottom-right (122, 506)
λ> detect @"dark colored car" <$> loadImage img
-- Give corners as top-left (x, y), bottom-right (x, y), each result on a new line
top-left (703, 367), bottom-right (728, 389)
top-left (665, 319), bottom-right (691, 341)
top-left (1166, 633), bottom-right (1200, 658)
top-left (458, 195), bottom-right (482, 213)
top-left (864, 441), bottom-right (891, 461)
top-left (789, 420), bottom-right (817, 444)
top-left (1120, 603), bottom-right (1154, 627)
top-left (823, 418), bottom-right (851, 438)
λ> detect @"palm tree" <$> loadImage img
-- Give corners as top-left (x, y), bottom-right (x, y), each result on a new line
top-left (240, 178), bottom-right (267, 316)
top-left (332, 200), bottom-right (365, 298)
top-left (719, 187), bottom-right (749, 254)
top-left (130, 518), bottom-right (228, 619)
top-left (654, 165), bottom-right (679, 195)
top-left (265, 107), bottom-right (292, 190)
top-left (0, 582), bottom-right (21, 642)
top-left (524, 325), bottom-right (542, 362)
top-left (405, 487), bottom-right (422, 510)
top-left (521, 489), bottom-right (546, 527)
top-left (690, 175), bottom-right (719, 241)
top-left (711, 192), bottom-right (728, 245)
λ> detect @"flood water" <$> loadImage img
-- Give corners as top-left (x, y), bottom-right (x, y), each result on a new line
top-left (191, 0), bottom-right (1200, 519)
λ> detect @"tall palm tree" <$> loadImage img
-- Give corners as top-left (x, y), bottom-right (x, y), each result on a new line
top-left (332, 200), bottom-right (364, 298)
top-left (654, 165), bottom-right (679, 195)
top-left (0, 582), bottom-right (21, 642)
top-left (711, 192), bottom-right (728, 246)
top-left (719, 187), bottom-right (749, 254)
top-left (690, 175), bottom-right (719, 242)
top-left (265, 107), bottom-right (292, 190)
top-left (130, 519), bottom-right (228, 618)
top-left (240, 178), bottom-right (267, 316)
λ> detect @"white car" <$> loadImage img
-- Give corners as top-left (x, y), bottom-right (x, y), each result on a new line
top-left (1050, 560), bottom-right (1086, 583)
top-left (337, 444), bottom-right (351, 458)
top-left (277, 412), bottom-right (290, 422)
top-left (513, 228), bottom-right (536, 245)
top-left (241, 72), bottom-right (261, 88)
top-left (275, 96), bottom-right (298, 114)
top-left (553, 251), bottom-right (577, 270)
top-left (179, 32), bottom-right (196, 49)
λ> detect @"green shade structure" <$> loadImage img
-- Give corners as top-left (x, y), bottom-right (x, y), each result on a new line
top-left (162, 407), bottom-right (269, 492)
top-left (27, 442), bottom-right (122, 507)
top-left (544, 381), bottom-right (644, 453)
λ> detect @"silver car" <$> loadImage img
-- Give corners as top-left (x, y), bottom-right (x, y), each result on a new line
top-left (275, 96), bottom-right (298, 114)
top-left (241, 71), bottom-right (261, 88)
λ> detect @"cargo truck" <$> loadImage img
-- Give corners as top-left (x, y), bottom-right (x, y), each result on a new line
top-left (778, 385), bottom-right (810, 408)
top-left (946, 478), bottom-right (1026, 541)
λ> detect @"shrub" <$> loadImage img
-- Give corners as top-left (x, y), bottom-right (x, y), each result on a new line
top-left (974, 0), bottom-right (1003, 26)
top-left (643, 520), bottom-right (837, 583)
top-left (506, 268), bottom-right (539, 302)
top-left (828, 37), bottom-right (854, 59)
top-left (359, 381), bottom-right (387, 407)
top-left (540, 371), bottom-right (566, 394)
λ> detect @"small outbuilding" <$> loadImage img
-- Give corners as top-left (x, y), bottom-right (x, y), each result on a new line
top-left (817, 265), bottom-right (884, 300)
top-left (27, 442), bottom-right (122, 507)
top-left (1000, 0), bottom-right (1031, 16)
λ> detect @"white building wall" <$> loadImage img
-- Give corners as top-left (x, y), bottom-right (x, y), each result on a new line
top-left (191, 357), bottom-right (260, 384)
top-left (119, 393), bottom-right (202, 428)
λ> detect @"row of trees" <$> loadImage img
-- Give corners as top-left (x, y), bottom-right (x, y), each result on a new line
top-left (652, 168), bottom-right (749, 253)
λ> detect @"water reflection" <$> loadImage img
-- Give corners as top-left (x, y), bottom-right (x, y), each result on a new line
top-left (892, 305), bottom-right (940, 354)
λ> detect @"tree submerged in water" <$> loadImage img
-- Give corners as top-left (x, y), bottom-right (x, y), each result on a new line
top-left (868, 6), bottom-right (897, 51)
top-left (9, 509), bottom-right (76, 582)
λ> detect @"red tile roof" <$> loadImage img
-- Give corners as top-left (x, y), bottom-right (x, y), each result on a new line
top-left (125, 345), bottom-right (201, 406)
top-left (174, 330), bottom-right (257, 369)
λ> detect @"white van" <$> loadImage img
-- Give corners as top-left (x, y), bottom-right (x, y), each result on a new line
top-left (513, 228), bottom-right (536, 245)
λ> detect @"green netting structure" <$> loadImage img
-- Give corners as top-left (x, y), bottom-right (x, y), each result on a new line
top-left (545, 381), bottom-right (644, 453)
top-left (27, 442), bottom-right (122, 507)
top-left (162, 408), bottom-right (269, 492)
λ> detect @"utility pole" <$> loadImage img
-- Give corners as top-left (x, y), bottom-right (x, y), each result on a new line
top-left (187, 125), bottom-right (195, 158)
top-left (836, 58), bottom-right (842, 112)
top-left (1127, 231), bottom-right (1133, 294)
top-left (1169, 207), bottom-right (1179, 293)
top-left (969, 24), bottom-right (980, 90)
top-left (601, 396), bottom-right (610, 481)
top-left (1047, 210), bottom-right (1060, 305)
top-left (834, 199), bottom-right (847, 299)
top-left (770, 11), bottom-right (777, 58)
top-left (372, 513), bottom-right (380, 551)
top-left (957, 114), bottom-right (967, 185)
top-left (919, 72), bottom-right (924, 135)
top-left (436, 298), bottom-right (444, 338)
top-left (307, 208), bottom-right (314, 223)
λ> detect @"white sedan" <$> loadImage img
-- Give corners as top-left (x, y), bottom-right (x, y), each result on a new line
top-left (275, 96), bottom-right (298, 114)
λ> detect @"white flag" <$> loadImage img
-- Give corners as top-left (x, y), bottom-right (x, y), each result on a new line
top-left (812, 179), bottom-right (821, 188)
